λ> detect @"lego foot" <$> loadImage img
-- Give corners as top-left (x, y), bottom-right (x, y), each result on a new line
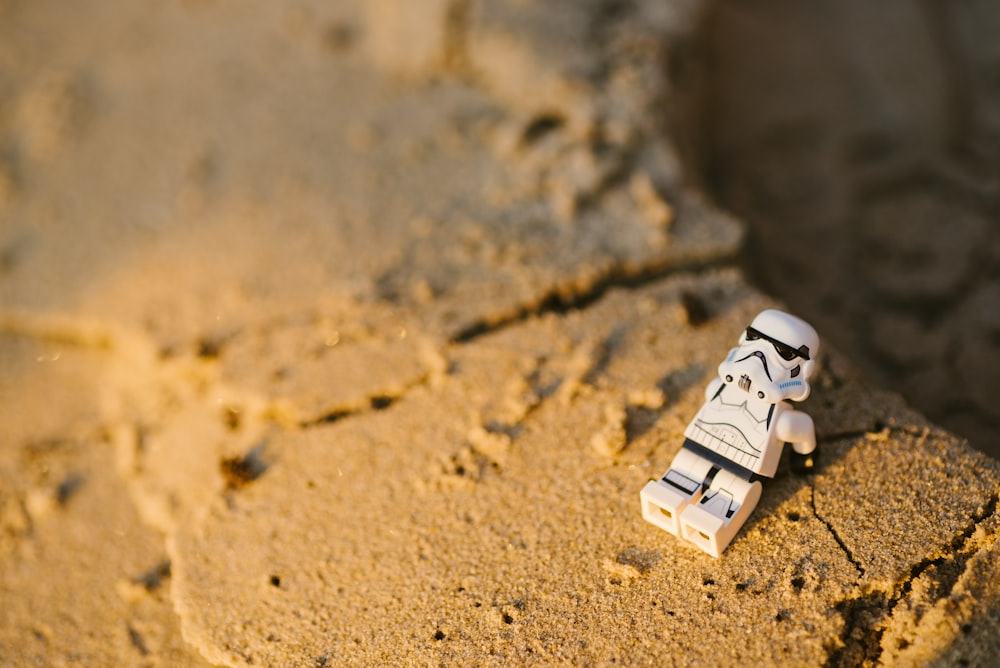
top-left (680, 504), bottom-right (725, 557)
top-left (679, 474), bottom-right (761, 557)
top-left (640, 480), bottom-right (691, 536)
top-left (640, 449), bottom-right (714, 537)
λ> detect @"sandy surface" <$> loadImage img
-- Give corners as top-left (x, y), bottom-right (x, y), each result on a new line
top-left (1, 1), bottom-right (998, 666)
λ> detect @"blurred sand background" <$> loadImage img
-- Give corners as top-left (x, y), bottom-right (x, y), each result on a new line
top-left (1, 0), bottom-right (998, 666)
top-left (674, 0), bottom-right (1000, 460)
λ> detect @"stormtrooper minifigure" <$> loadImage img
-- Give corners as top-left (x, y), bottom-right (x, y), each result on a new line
top-left (640, 309), bottom-right (820, 557)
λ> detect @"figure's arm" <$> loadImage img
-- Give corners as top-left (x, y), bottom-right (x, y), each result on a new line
top-left (775, 409), bottom-right (817, 474)
top-left (704, 376), bottom-right (724, 401)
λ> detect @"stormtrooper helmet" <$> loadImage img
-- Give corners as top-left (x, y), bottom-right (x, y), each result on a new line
top-left (717, 309), bottom-right (820, 403)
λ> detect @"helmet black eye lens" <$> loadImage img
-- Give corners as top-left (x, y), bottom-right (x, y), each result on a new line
top-left (776, 345), bottom-right (798, 361)
top-left (745, 326), bottom-right (810, 361)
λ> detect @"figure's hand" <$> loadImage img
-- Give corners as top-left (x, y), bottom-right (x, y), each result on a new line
top-left (791, 449), bottom-right (817, 475)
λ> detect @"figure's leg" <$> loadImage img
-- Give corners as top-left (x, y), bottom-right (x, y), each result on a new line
top-left (679, 470), bottom-right (761, 558)
top-left (640, 448), bottom-right (715, 536)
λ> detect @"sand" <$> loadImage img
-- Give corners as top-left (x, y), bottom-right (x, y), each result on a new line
top-left (1, 1), bottom-right (998, 666)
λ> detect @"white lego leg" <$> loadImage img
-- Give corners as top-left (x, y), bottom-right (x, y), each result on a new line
top-left (679, 471), bottom-right (761, 558)
top-left (640, 449), bottom-right (715, 537)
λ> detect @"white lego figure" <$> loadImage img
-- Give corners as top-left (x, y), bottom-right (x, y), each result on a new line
top-left (640, 309), bottom-right (820, 557)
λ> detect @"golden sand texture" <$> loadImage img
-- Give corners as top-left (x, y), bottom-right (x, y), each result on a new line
top-left (1, 1), bottom-right (998, 666)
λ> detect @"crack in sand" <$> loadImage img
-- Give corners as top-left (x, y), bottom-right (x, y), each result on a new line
top-left (0, 306), bottom-right (436, 425)
top-left (811, 425), bottom-right (970, 578)
top-left (298, 385), bottom-right (419, 429)
top-left (804, 423), bottom-right (999, 667)
top-left (809, 485), bottom-right (865, 578)
top-left (451, 255), bottom-right (736, 343)
top-left (824, 492), bottom-right (1000, 667)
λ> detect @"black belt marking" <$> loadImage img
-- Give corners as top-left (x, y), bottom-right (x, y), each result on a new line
top-left (682, 438), bottom-right (757, 481)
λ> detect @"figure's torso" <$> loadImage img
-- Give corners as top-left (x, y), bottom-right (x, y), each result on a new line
top-left (683, 383), bottom-right (789, 477)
